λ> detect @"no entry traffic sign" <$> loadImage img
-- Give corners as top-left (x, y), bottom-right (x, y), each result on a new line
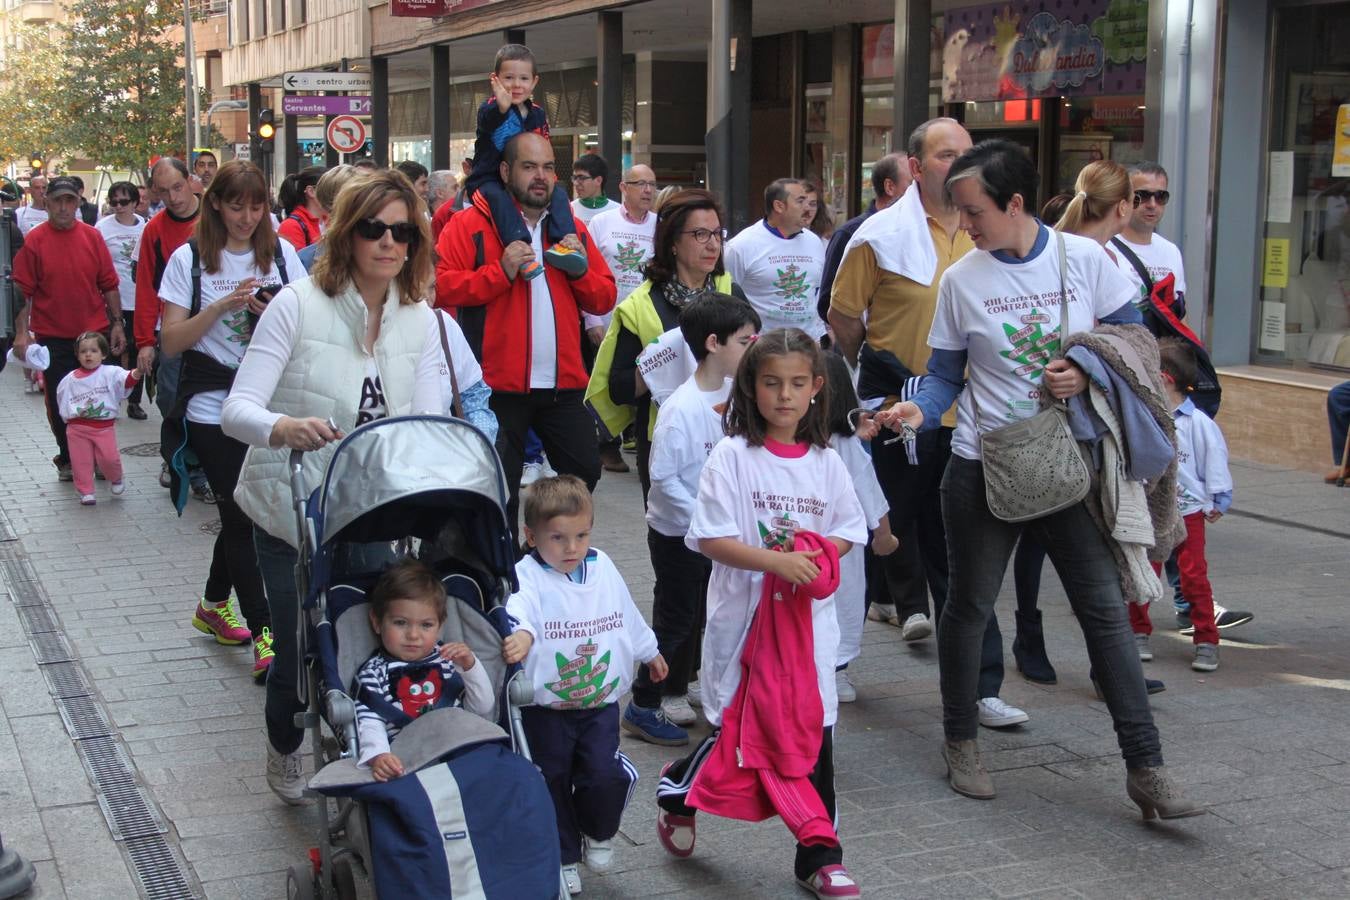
top-left (326, 115), bottom-right (367, 155)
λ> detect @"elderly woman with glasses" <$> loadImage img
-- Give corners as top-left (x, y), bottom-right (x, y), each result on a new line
top-left (220, 169), bottom-right (495, 806)
top-left (586, 188), bottom-right (749, 501)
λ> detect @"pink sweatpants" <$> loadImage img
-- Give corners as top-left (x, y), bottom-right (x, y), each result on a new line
top-left (67, 422), bottom-right (123, 495)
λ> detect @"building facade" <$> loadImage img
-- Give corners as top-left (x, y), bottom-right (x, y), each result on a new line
top-left (221, 0), bottom-right (1350, 472)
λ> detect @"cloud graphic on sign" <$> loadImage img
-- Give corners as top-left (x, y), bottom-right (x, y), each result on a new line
top-left (1093, 0), bottom-right (1149, 65)
top-left (1010, 12), bottom-right (1105, 94)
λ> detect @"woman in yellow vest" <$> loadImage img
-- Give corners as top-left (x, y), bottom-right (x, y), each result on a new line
top-left (587, 189), bottom-right (748, 500)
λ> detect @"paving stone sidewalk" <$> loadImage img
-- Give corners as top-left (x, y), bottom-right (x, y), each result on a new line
top-left (1, 360), bottom-right (1348, 899)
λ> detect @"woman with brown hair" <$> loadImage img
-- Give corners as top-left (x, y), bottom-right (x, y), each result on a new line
top-left (159, 159), bottom-right (305, 686)
top-left (220, 169), bottom-right (490, 805)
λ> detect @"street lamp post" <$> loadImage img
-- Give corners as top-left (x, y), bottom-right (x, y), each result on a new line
top-left (183, 0), bottom-right (197, 162)
top-left (204, 99), bottom-right (247, 152)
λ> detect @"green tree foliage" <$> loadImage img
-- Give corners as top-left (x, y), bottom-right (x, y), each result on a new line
top-left (0, 21), bottom-right (74, 166)
top-left (63, 0), bottom-right (186, 175)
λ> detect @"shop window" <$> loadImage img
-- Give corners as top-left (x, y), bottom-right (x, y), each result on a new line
top-left (1257, 2), bottom-right (1350, 372)
top-left (1056, 94), bottom-right (1145, 195)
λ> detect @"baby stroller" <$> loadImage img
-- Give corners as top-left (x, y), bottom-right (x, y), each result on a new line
top-left (282, 415), bottom-right (564, 900)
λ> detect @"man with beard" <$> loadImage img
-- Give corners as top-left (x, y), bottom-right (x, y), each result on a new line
top-left (435, 132), bottom-right (617, 540)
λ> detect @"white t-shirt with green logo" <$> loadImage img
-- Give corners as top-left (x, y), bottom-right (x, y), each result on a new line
top-left (927, 230), bottom-right (1135, 461)
top-left (724, 220), bottom-right (826, 340)
top-left (586, 207), bottom-right (656, 329)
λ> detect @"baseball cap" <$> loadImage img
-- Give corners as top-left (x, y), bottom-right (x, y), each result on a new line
top-left (45, 177), bottom-right (79, 200)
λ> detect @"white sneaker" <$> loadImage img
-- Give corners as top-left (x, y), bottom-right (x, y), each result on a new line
top-left (835, 670), bottom-right (857, 703)
top-left (583, 836), bottom-right (614, 871)
top-left (661, 695), bottom-right (697, 726)
top-left (686, 681), bottom-right (702, 708)
top-left (110, 481), bottom-right (126, 497)
top-left (541, 455), bottom-right (558, 478)
top-left (520, 461), bottom-right (545, 487)
top-left (867, 602), bottom-right (898, 625)
top-left (561, 863), bottom-right (582, 894)
top-left (977, 697), bottom-right (1029, 729)
top-left (266, 744), bottom-right (308, 805)
top-left (901, 613), bottom-right (933, 642)
top-left (1135, 633), bottom-right (1153, 661)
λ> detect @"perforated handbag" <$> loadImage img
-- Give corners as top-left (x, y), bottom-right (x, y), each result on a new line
top-left (974, 232), bottom-right (1091, 523)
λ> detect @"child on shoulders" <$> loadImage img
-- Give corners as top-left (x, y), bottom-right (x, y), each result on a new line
top-left (56, 331), bottom-right (142, 505)
top-left (354, 560), bottom-right (495, 782)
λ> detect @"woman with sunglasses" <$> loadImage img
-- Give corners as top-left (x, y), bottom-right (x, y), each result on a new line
top-left (221, 170), bottom-right (489, 805)
top-left (95, 181), bottom-right (148, 418)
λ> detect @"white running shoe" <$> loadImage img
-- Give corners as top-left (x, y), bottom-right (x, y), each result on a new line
top-left (520, 461), bottom-right (545, 487)
top-left (835, 670), bottom-right (857, 703)
top-left (977, 697), bottom-right (1029, 729)
top-left (561, 863), bottom-right (582, 894)
top-left (686, 681), bottom-right (702, 708)
top-left (583, 836), bottom-right (614, 871)
top-left (901, 613), bottom-right (933, 642)
top-left (266, 744), bottom-right (308, 805)
top-left (867, 602), bottom-right (898, 625)
top-left (661, 695), bottom-right (697, 726)
top-left (110, 481), bottom-right (126, 497)
top-left (541, 455), bottom-right (558, 478)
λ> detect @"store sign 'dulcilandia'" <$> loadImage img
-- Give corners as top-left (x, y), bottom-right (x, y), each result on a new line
top-left (1008, 12), bottom-right (1105, 94)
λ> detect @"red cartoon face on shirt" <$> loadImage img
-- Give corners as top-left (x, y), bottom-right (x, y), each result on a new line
top-left (392, 665), bottom-right (443, 718)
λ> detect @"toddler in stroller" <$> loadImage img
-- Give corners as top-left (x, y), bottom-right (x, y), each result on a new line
top-left (285, 415), bottom-right (564, 900)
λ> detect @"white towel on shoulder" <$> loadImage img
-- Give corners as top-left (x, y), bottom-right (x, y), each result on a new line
top-left (840, 182), bottom-right (938, 286)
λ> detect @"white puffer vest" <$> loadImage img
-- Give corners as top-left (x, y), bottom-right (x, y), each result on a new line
top-left (234, 277), bottom-right (433, 547)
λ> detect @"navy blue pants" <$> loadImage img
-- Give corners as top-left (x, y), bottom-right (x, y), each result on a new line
top-left (521, 704), bottom-right (637, 865)
top-left (477, 178), bottom-right (574, 247)
top-left (1330, 380), bottom-right (1350, 466)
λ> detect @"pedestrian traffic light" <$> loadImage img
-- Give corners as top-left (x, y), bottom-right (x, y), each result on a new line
top-left (256, 109), bottom-right (275, 153)
top-left (29, 154), bottom-right (42, 173)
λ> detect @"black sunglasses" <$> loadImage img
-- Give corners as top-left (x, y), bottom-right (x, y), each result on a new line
top-left (109, 197), bottom-right (135, 207)
top-left (1133, 189), bottom-right (1170, 206)
top-left (354, 218), bottom-right (420, 244)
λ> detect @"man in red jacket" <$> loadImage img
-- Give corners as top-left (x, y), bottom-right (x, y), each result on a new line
top-left (133, 158), bottom-right (200, 377)
top-left (436, 132), bottom-right (617, 538)
top-left (12, 176), bottom-right (122, 480)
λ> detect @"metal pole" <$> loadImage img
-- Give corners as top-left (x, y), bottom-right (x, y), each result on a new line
top-left (183, 0), bottom-right (197, 159)
top-left (597, 11), bottom-right (623, 197)
top-left (707, 0), bottom-right (732, 199)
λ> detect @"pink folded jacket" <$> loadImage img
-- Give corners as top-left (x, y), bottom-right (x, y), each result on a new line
top-left (687, 531), bottom-right (841, 846)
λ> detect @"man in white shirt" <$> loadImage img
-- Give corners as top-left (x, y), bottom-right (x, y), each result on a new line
top-left (15, 175), bottom-right (48, 235)
top-left (586, 165), bottom-right (659, 473)
top-left (569, 154), bottom-right (620, 225)
top-left (723, 178), bottom-right (827, 340)
top-left (1112, 162), bottom-right (1187, 316)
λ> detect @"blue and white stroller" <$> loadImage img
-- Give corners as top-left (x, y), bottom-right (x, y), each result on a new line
top-left (282, 415), bottom-right (562, 900)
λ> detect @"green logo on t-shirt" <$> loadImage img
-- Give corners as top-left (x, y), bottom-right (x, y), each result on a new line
top-left (614, 240), bottom-right (646, 272)
top-left (998, 310), bottom-right (1060, 381)
top-left (543, 639), bottom-right (617, 709)
top-left (773, 263), bottom-right (810, 300)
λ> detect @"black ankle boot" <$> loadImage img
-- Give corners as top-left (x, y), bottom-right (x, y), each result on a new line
top-left (1013, 610), bottom-right (1057, 685)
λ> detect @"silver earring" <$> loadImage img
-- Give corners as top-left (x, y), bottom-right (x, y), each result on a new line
top-left (810, 397), bottom-right (816, 405)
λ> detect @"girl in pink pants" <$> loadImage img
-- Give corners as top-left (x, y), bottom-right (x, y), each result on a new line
top-left (56, 332), bottom-right (141, 505)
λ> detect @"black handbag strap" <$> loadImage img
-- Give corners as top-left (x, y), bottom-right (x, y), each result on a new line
top-left (1110, 237), bottom-right (1153, 293)
top-left (435, 311), bottom-right (465, 419)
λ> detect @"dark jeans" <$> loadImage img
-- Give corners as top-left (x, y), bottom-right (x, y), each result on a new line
top-left (187, 422), bottom-right (268, 635)
top-left (1329, 380), bottom-right (1350, 464)
top-left (631, 528), bottom-right (710, 707)
top-left (119, 311), bottom-right (142, 404)
top-left (939, 456), bottom-right (1163, 768)
top-left (478, 179), bottom-right (575, 247)
top-left (36, 334), bottom-right (81, 463)
top-left (492, 389), bottom-right (602, 545)
top-left (658, 727), bottom-right (842, 881)
top-left (1013, 534), bottom-right (1047, 618)
top-left (256, 527), bottom-right (398, 755)
top-left (873, 427), bottom-right (1003, 698)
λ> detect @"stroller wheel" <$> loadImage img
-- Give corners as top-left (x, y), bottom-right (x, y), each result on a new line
top-left (286, 865), bottom-right (317, 900)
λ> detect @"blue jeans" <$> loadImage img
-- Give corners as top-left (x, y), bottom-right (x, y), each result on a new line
top-left (1329, 381), bottom-right (1350, 465)
top-left (939, 456), bottom-right (1163, 768)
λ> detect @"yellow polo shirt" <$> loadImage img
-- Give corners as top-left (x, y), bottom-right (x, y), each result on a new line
top-left (829, 218), bottom-right (972, 428)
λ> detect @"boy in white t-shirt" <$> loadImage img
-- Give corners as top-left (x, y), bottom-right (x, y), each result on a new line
top-left (503, 476), bottom-right (667, 894)
top-left (624, 292), bottom-right (762, 743)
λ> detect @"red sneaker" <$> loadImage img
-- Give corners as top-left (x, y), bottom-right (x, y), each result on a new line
top-left (798, 864), bottom-right (860, 898)
top-left (252, 628), bottom-right (275, 683)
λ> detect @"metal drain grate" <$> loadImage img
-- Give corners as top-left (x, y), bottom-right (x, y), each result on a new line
top-left (56, 693), bottom-right (112, 740)
top-left (81, 737), bottom-right (169, 841)
top-left (43, 662), bottom-right (93, 699)
top-left (15, 603), bottom-right (58, 634)
top-left (1, 557), bottom-right (39, 586)
top-left (123, 837), bottom-right (195, 900)
top-left (29, 631), bottom-right (75, 665)
top-left (120, 442), bottom-right (163, 457)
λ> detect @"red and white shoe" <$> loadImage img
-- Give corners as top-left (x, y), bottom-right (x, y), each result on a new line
top-left (798, 864), bottom-right (861, 898)
top-left (656, 763), bottom-right (696, 858)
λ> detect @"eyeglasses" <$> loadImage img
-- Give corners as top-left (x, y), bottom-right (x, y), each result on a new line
top-left (109, 197), bottom-right (134, 207)
top-left (681, 227), bottom-right (727, 244)
top-left (1133, 189), bottom-right (1170, 206)
top-left (571, 174), bottom-right (597, 183)
top-left (624, 180), bottom-right (658, 189)
top-left (354, 218), bottom-right (420, 244)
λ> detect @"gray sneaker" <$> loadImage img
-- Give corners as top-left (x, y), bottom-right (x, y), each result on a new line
top-left (942, 739), bottom-right (995, 799)
top-left (1192, 642), bottom-right (1219, 672)
top-left (1135, 633), bottom-right (1153, 661)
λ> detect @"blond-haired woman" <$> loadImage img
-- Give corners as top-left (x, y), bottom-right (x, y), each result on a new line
top-left (221, 169), bottom-right (494, 804)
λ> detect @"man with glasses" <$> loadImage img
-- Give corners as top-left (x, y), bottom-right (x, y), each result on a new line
top-left (569, 153), bottom-right (620, 224)
top-left (95, 181), bottom-right (148, 418)
top-left (724, 177), bottom-right (827, 340)
top-left (1112, 161), bottom-right (1187, 319)
top-left (586, 164), bottom-right (660, 473)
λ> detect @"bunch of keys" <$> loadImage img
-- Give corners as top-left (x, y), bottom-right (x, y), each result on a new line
top-left (883, 420), bottom-right (918, 446)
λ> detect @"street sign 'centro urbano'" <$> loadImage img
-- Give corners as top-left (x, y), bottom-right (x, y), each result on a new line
top-left (283, 71), bottom-right (372, 91)
top-left (282, 96), bottom-right (373, 117)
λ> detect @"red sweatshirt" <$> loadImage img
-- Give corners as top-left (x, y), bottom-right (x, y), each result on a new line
top-left (133, 206), bottom-right (199, 347)
top-left (277, 205), bottom-right (321, 250)
top-left (433, 193), bottom-right (616, 393)
top-left (12, 221), bottom-right (119, 339)
top-left (687, 532), bottom-right (841, 847)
